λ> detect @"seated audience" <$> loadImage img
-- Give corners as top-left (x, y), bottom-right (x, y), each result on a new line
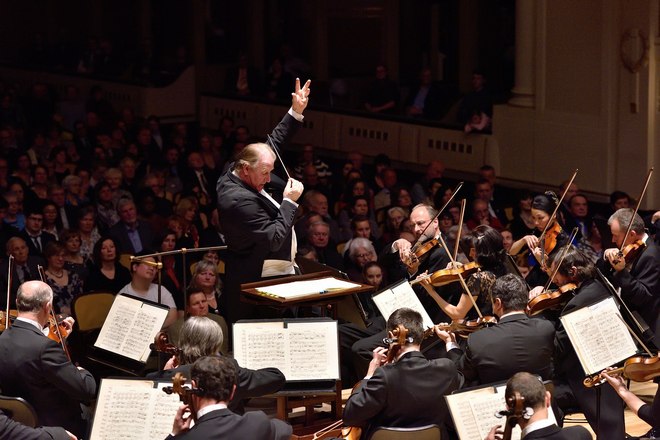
top-left (85, 236), bottom-right (132, 293)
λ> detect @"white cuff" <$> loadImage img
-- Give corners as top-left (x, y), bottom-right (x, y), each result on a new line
top-left (446, 342), bottom-right (460, 351)
top-left (288, 107), bottom-right (304, 121)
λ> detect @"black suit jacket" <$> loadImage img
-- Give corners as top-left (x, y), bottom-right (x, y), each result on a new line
top-left (448, 313), bottom-right (555, 385)
top-left (610, 240), bottom-right (660, 346)
top-left (109, 220), bottom-right (155, 254)
top-left (0, 256), bottom-right (45, 306)
top-left (19, 230), bottom-right (56, 257)
top-left (164, 407), bottom-right (291, 440)
top-left (0, 411), bottom-right (69, 440)
top-left (0, 320), bottom-right (96, 438)
top-left (343, 351), bottom-right (462, 440)
top-left (524, 424), bottom-right (592, 439)
top-left (216, 112), bottom-right (300, 322)
top-left (148, 357), bottom-right (285, 414)
top-left (554, 279), bottom-right (625, 440)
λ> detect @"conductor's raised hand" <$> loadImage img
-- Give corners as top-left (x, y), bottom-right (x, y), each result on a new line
top-left (291, 78), bottom-right (311, 114)
top-left (283, 178), bottom-right (304, 202)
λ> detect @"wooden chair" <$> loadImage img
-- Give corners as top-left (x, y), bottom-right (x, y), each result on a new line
top-left (72, 292), bottom-right (116, 332)
top-left (369, 424), bottom-right (441, 440)
top-left (119, 253), bottom-right (132, 270)
top-left (0, 395), bottom-right (38, 428)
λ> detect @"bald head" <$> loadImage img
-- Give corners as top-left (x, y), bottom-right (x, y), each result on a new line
top-left (16, 280), bottom-right (53, 313)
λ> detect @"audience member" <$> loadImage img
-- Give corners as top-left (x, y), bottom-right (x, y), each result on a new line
top-left (364, 64), bottom-right (399, 114)
top-left (85, 236), bottom-right (132, 293)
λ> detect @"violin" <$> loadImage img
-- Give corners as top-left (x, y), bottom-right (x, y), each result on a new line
top-left (583, 353), bottom-right (660, 387)
top-left (423, 316), bottom-right (498, 340)
top-left (0, 310), bottom-right (18, 332)
top-left (541, 221), bottom-right (562, 256)
top-left (47, 313), bottom-right (71, 344)
top-left (411, 238), bottom-right (439, 264)
top-left (412, 261), bottom-right (481, 288)
top-left (526, 283), bottom-right (577, 316)
top-left (610, 239), bottom-right (647, 267)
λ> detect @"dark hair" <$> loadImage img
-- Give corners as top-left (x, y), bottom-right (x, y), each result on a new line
top-left (549, 245), bottom-right (595, 281)
top-left (130, 249), bottom-right (156, 272)
top-left (44, 241), bottom-right (66, 259)
top-left (387, 308), bottom-right (424, 345)
top-left (350, 214), bottom-right (370, 231)
top-left (349, 195), bottom-right (370, 213)
top-left (490, 274), bottom-right (529, 313)
top-left (505, 372), bottom-right (546, 410)
top-left (609, 191), bottom-right (630, 207)
top-left (93, 235), bottom-right (121, 265)
top-left (470, 225), bottom-right (505, 271)
top-left (152, 229), bottom-right (177, 251)
top-left (190, 356), bottom-right (237, 402)
top-left (531, 191), bottom-right (558, 215)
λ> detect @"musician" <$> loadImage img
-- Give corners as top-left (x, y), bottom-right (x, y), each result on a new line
top-left (0, 411), bottom-right (76, 440)
top-left (216, 79), bottom-right (309, 325)
top-left (602, 366), bottom-right (659, 438)
top-left (420, 224), bottom-right (507, 321)
top-left (437, 274), bottom-right (555, 386)
top-left (150, 316), bottom-right (286, 414)
top-left (536, 246), bottom-right (626, 439)
top-left (602, 208), bottom-right (660, 347)
top-left (119, 252), bottom-right (178, 329)
top-left (509, 192), bottom-right (570, 287)
top-left (339, 204), bottom-right (451, 382)
top-left (342, 308), bottom-right (463, 440)
top-left (0, 281), bottom-right (96, 438)
top-left (167, 356), bottom-right (292, 440)
top-left (484, 372), bottom-right (591, 440)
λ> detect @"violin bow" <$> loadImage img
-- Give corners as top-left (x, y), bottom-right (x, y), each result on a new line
top-left (542, 227), bottom-right (579, 291)
top-left (436, 233), bottom-right (483, 318)
top-left (618, 167), bottom-right (653, 254)
top-left (37, 265), bottom-right (72, 361)
top-left (4, 255), bottom-right (13, 330)
top-left (412, 181), bottom-right (464, 249)
top-left (539, 169), bottom-right (578, 241)
top-left (266, 133), bottom-right (291, 180)
top-left (453, 199), bottom-right (466, 262)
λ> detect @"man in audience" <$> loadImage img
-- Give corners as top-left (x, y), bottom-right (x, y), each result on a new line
top-left (410, 160), bottom-right (445, 205)
top-left (0, 237), bottom-right (44, 306)
top-left (109, 198), bottom-right (154, 254)
top-left (19, 204), bottom-right (55, 258)
top-left (302, 190), bottom-right (340, 243)
top-left (307, 221), bottom-right (344, 270)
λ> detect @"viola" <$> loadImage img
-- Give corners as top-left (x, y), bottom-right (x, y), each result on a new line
top-left (412, 261), bottom-right (481, 287)
top-left (152, 331), bottom-right (180, 356)
top-left (526, 283), bottom-right (577, 316)
top-left (583, 353), bottom-right (660, 387)
top-left (423, 316), bottom-right (498, 340)
top-left (0, 310), bottom-right (18, 332)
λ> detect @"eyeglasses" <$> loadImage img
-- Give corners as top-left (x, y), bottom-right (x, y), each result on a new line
top-left (355, 253), bottom-right (373, 259)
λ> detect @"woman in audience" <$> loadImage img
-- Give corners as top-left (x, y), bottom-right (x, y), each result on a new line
top-left (77, 205), bottom-right (101, 262)
top-left (345, 237), bottom-right (378, 282)
top-left (43, 241), bottom-right (84, 315)
top-left (60, 229), bottom-right (89, 280)
top-left (381, 206), bottom-right (408, 245)
top-left (86, 236), bottom-right (131, 293)
top-left (337, 195), bottom-right (380, 242)
top-left (390, 185), bottom-right (413, 216)
top-left (174, 196), bottom-right (205, 248)
top-left (62, 175), bottom-right (85, 207)
top-left (42, 199), bottom-right (61, 239)
top-left (508, 190), bottom-right (535, 239)
top-left (154, 229), bottom-right (184, 309)
top-left (188, 259), bottom-right (224, 317)
top-left (94, 181), bottom-right (120, 230)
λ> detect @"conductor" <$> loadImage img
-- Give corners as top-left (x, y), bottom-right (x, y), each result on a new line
top-left (216, 79), bottom-right (310, 325)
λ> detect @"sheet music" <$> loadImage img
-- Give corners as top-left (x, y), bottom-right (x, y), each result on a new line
top-left (233, 320), bottom-right (340, 381)
top-left (255, 277), bottom-right (359, 299)
top-left (446, 385), bottom-right (524, 440)
top-left (95, 294), bottom-right (169, 362)
top-left (90, 379), bottom-right (181, 440)
top-left (372, 281), bottom-right (435, 329)
top-left (560, 296), bottom-right (638, 374)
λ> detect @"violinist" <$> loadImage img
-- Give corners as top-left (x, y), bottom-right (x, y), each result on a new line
top-left (539, 246), bottom-right (626, 439)
top-left (601, 366), bottom-right (659, 438)
top-left (0, 281), bottom-right (96, 439)
top-left (420, 225), bottom-right (507, 321)
top-left (601, 208), bottom-right (660, 347)
top-left (167, 356), bottom-right (292, 440)
top-left (484, 372), bottom-right (591, 440)
top-left (436, 274), bottom-right (555, 386)
top-left (508, 192), bottom-right (571, 287)
top-left (342, 308), bottom-right (462, 440)
top-left (149, 316), bottom-right (285, 415)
